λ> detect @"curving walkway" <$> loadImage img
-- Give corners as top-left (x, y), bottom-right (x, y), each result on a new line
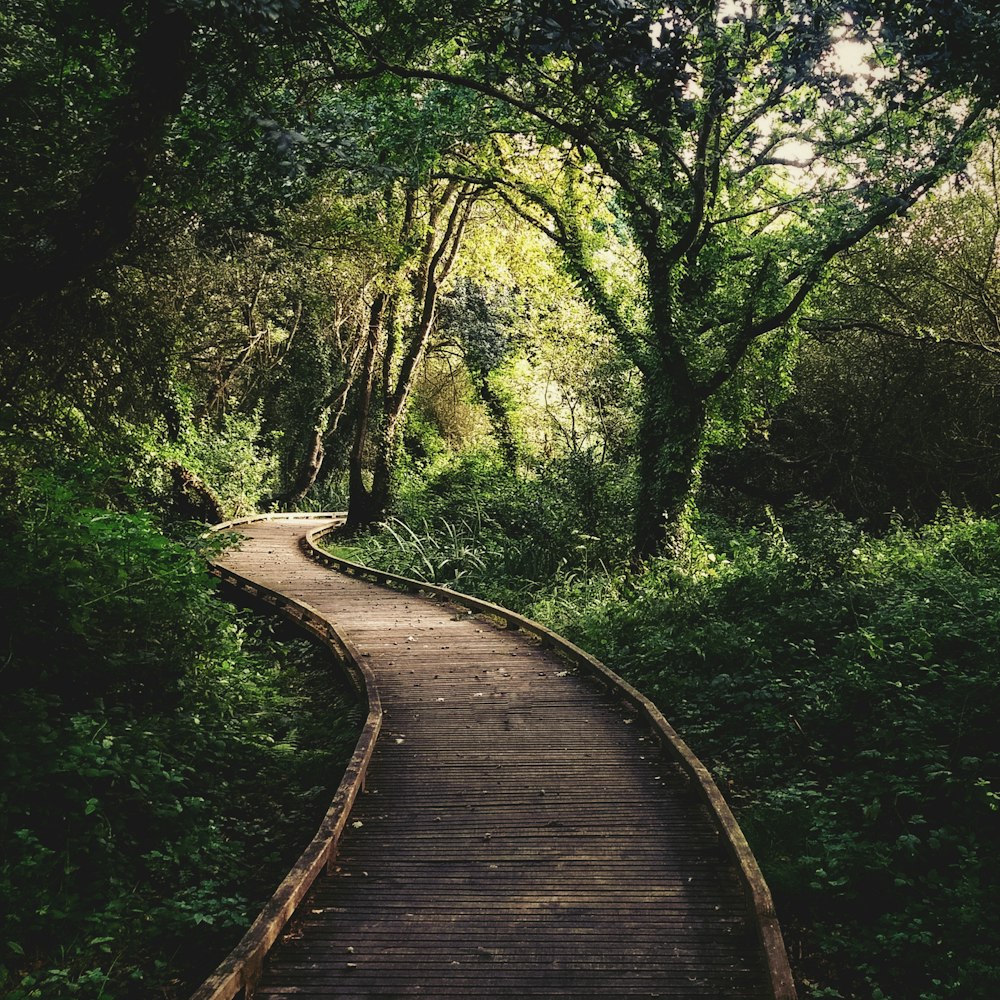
top-left (194, 514), bottom-right (795, 1000)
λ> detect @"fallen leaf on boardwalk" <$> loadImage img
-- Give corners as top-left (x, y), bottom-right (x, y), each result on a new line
top-left (352, 820), bottom-right (363, 828)
top-left (473, 692), bottom-right (485, 697)
top-left (555, 670), bottom-right (570, 677)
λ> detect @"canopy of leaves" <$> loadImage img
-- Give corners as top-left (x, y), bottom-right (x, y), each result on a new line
top-left (716, 136), bottom-right (1000, 522)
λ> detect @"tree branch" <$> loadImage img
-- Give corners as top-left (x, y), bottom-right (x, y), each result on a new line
top-left (699, 104), bottom-right (987, 397)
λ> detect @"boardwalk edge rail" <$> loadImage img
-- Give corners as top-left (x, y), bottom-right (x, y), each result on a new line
top-left (191, 514), bottom-right (382, 1000)
top-left (303, 518), bottom-right (798, 1000)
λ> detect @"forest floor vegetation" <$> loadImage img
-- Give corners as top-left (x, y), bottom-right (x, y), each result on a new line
top-left (0, 472), bottom-right (361, 1000)
top-left (333, 453), bottom-right (1000, 1000)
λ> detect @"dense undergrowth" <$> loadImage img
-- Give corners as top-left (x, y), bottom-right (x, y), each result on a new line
top-left (0, 473), bottom-right (360, 999)
top-left (336, 454), bottom-right (1000, 1000)
top-left (332, 451), bottom-right (634, 606)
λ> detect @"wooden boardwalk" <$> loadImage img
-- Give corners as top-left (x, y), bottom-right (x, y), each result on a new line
top-left (194, 514), bottom-right (795, 1000)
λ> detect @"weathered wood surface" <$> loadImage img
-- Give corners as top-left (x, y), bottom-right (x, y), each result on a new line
top-left (203, 514), bottom-right (792, 999)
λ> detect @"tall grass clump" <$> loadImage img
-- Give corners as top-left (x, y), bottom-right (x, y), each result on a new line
top-left (337, 450), bottom-right (633, 608)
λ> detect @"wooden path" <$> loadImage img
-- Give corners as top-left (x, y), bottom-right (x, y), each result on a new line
top-left (193, 514), bottom-right (795, 1000)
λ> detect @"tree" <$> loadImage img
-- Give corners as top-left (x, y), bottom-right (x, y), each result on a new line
top-left (0, 0), bottom-right (194, 324)
top-left (0, 0), bottom-right (348, 479)
top-left (0, 0), bottom-right (319, 325)
top-left (332, 0), bottom-right (993, 556)
top-left (860, 1), bottom-right (1000, 99)
top-left (250, 75), bottom-right (504, 524)
top-left (422, 196), bottom-right (628, 472)
top-left (806, 135), bottom-right (1000, 357)
top-left (713, 134), bottom-right (1000, 521)
top-left (346, 176), bottom-right (479, 527)
top-left (437, 277), bottom-right (524, 469)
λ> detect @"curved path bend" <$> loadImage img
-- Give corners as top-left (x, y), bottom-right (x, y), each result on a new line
top-left (196, 514), bottom-right (795, 1000)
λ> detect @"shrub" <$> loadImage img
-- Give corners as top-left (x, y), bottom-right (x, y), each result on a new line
top-left (168, 410), bottom-right (278, 518)
top-left (341, 449), bottom-right (633, 605)
top-left (0, 474), bottom-right (359, 998)
top-left (547, 504), bottom-right (1000, 1000)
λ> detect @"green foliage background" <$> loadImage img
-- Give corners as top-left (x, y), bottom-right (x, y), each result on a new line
top-left (4, 2), bottom-right (1000, 997)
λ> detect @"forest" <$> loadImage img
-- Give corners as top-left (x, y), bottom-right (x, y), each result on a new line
top-left (2, 1), bottom-right (1000, 997)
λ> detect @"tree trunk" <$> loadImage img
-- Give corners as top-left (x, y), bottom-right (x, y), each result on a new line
top-left (274, 427), bottom-right (325, 508)
top-left (360, 185), bottom-right (474, 522)
top-left (168, 461), bottom-right (226, 524)
top-left (346, 294), bottom-right (386, 531)
top-left (368, 426), bottom-right (399, 519)
top-left (633, 379), bottom-right (707, 562)
top-left (270, 321), bottom-right (367, 508)
top-left (480, 378), bottom-right (518, 470)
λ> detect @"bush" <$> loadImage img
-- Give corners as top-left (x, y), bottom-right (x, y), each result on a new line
top-left (0, 474), bottom-right (360, 999)
top-left (339, 450), bottom-right (633, 606)
top-left (544, 503), bottom-right (1000, 1000)
top-left (168, 410), bottom-right (278, 518)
